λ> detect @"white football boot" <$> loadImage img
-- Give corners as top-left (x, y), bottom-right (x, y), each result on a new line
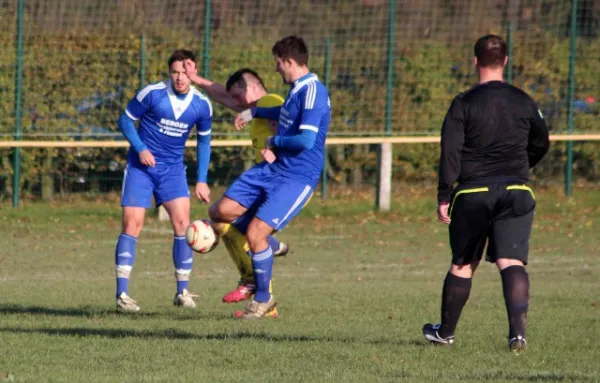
top-left (173, 289), bottom-right (199, 308)
top-left (116, 292), bottom-right (140, 313)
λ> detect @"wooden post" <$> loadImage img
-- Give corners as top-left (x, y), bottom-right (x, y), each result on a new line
top-left (158, 205), bottom-right (170, 221)
top-left (376, 142), bottom-right (392, 211)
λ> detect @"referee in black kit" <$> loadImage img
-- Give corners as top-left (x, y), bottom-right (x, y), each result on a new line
top-left (422, 35), bottom-right (550, 353)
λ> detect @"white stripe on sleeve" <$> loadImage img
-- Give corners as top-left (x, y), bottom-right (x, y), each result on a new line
top-left (125, 109), bottom-right (138, 121)
top-left (299, 124), bottom-right (318, 132)
top-left (305, 82), bottom-right (316, 109)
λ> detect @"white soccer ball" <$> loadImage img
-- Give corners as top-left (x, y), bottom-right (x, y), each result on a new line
top-left (185, 219), bottom-right (219, 253)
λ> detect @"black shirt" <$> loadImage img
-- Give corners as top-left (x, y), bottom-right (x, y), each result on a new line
top-left (438, 81), bottom-right (550, 202)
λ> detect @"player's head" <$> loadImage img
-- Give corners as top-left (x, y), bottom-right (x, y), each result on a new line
top-left (225, 68), bottom-right (268, 107)
top-left (473, 35), bottom-right (507, 70)
top-left (168, 49), bottom-right (196, 94)
top-left (272, 35), bottom-right (309, 84)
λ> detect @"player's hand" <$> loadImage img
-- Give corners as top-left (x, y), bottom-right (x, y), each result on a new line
top-left (195, 182), bottom-right (210, 203)
top-left (437, 201), bottom-right (451, 224)
top-left (234, 108), bottom-right (255, 131)
top-left (261, 148), bottom-right (277, 164)
top-left (183, 59), bottom-right (199, 82)
top-left (139, 149), bottom-right (156, 167)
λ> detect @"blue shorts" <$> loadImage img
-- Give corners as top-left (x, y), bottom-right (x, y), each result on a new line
top-left (224, 163), bottom-right (314, 231)
top-left (121, 163), bottom-right (190, 208)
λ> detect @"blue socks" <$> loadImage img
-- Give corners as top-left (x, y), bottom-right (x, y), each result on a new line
top-left (115, 233), bottom-right (137, 297)
top-left (233, 213), bottom-right (281, 253)
top-left (250, 246), bottom-right (273, 302)
top-left (173, 236), bottom-right (193, 294)
top-left (267, 235), bottom-right (281, 253)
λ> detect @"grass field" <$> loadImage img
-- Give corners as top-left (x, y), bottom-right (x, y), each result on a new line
top-left (0, 186), bottom-right (598, 382)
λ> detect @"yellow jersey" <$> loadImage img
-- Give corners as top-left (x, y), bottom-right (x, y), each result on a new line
top-left (249, 93), bottom-right (285, 163)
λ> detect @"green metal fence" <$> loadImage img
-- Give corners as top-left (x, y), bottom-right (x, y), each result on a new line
top-left (1, 0), bottom-right (599, 204)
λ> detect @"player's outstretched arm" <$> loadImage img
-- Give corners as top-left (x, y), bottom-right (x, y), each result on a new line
top-left (184, 59), bottom-right (242, 112)
top-left (195, 116), bottom-right (212, 203)
top-left (267, 129), bottom-right (317, 152)
top-left (236, 106), bottom-right (282, 130)
top-left (254, 106), bottom-right (282, 121)
top-left (118, 112), bottom-right (155, 167)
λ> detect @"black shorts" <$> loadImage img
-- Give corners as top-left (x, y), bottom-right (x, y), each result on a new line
top-left (448, 183), bottom-right (536, 266)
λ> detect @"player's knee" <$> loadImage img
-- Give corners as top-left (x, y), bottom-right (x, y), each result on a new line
top-left (171, 217), bottom-right (189, 236)
top-left (449, 261), bottom-right (478, 278)
top-left (496, 258), bottom-right (524, 271)
top-left (246, 220), bottom-right (271, 250)
top-left (208, 202), bottom-right (223, 223)
top-left (122, 220), bottom-right (143, 237)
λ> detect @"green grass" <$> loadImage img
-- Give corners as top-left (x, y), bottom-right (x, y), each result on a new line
top-left (0, 186), bottom-right (599, 382)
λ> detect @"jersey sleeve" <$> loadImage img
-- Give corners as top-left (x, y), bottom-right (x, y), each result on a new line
top-left (125, 83), bottom-right (160, 120)
top-left (526, 100), bottom-right (550, 168)
top-left (298, 82), bottom-right (329, 133)
top-left (438, 97), bottom-right (465, 203)
top-left (195, 97), bottom-right (213, 183)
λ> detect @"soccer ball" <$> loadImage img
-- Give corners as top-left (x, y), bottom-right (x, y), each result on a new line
top-left (185, 219), bottom-right (219, 253)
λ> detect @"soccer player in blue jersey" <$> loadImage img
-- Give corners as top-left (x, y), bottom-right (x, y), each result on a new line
top-left (209, 35), bottom-right (331, 319)
top-left (114, 49), bottom-right (213, 312)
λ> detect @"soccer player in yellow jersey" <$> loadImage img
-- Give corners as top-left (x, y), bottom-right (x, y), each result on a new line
top-left (183, 64), bottom-right (286, 316)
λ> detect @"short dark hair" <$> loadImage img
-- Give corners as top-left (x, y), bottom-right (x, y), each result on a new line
top-left (271, 35), bottom-right (309, 66)
top-left (474, 35), bottom-right (507, 68)
top-left (225, 68), bottom-right (267, 91)
top-left (168, 49), bottom-right (195, 67)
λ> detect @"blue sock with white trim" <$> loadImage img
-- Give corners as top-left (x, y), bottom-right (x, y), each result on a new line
top-left (173, 235), bottom-right (193, 294)
top-left (115, 233), bottom-right (137, 297)
top-left (250, 246), bottom-right (273, 302)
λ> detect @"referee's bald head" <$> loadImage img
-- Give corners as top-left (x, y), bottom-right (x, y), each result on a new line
top-left (474, 35), bottom-right (507, 68)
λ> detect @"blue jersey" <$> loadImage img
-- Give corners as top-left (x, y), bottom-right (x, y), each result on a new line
top-left (125, 81), bottom-right (212, 167)
top-left (272, 73), bottom-right (331, 182)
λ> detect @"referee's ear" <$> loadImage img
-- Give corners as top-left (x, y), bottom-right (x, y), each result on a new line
top-left (473, 56), bottom-right (478, 69)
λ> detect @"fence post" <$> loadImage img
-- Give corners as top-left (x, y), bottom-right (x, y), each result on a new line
top-left (12, 0), bottom-right (24, 208)
top-left (202, 0), bottom-right (211, 78)
top-left (321, 39), bottom-right (331, 199)
top-left (377, 0), bottom-right (395, 210)
top-left (139, 33), bottom-right (146, 88)
top-left (506, 21), bottom-right (513, 84)
top-left (565, 0), bottom-right (578, 197)
top-left (384, 0), bottom-right (395, 136)
top-left (376, 142), bottom-right (392, 211)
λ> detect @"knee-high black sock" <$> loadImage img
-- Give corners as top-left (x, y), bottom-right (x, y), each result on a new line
top-left (501, 265), bottom-right (529, 339)
top-left (439, 272), bottom-right (472, 339)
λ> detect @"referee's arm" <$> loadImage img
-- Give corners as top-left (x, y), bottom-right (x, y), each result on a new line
top-left (438, 98), bottom-right (465, 203)
top-left (526, 106), bottom-right (550, 168)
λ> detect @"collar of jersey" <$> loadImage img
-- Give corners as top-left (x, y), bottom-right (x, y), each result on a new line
top-left (291, 73), bottom-right (318, 94)
top-left (166, 80), bottom-right (196, 100)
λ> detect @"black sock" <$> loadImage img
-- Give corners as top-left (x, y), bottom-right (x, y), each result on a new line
top-left (501, 265), bottom-right (529, 339)
top-left (439, 272), bottom-right (472, 339)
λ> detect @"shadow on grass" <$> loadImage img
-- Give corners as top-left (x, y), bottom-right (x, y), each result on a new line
top-left (0, 304), bottom-right (162, 319)
top-left (424, 371), bottom-right (597, 382)
top-left (0, 326), bottom-right (425, 347)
